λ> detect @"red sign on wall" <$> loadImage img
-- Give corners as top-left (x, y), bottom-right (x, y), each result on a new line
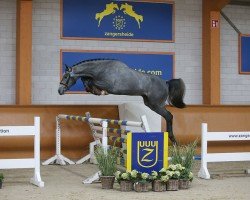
top-left (211, 20), bottom-right (219, 28)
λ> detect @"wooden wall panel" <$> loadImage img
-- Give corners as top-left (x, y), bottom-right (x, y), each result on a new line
top-left (164, 105), bottom-right (250, 153)
top-left (0, 105), bottom-right (249, 160)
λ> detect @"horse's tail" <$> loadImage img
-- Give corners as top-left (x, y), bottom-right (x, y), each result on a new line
top-left (166, 78), bottom-right (186, 108)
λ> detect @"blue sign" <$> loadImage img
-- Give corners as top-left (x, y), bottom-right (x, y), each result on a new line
top-left (240, 34), bottom-right (250, 74)
top-left (61, 0), bottom-right (174, 42)
top-left (61, 50), bottom-right (174, 93)
top-left (126, 132), bottom-right (168, 173)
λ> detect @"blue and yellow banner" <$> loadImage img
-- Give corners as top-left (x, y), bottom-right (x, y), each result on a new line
top-left (126, 132), bottom-right (168, 173)
top-left (239, 34), bottom-right (250, 74)
top-left (61, 50), bottom-right (174, 93)
top-left (61, 0), bottom-right (174, 42)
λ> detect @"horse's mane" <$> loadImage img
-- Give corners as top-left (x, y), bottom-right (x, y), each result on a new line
top-left (72, 58), bottom-right (116, 67)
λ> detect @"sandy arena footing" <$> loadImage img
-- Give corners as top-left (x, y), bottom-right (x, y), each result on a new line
top-left (0, 161), bottom-right (249, 200)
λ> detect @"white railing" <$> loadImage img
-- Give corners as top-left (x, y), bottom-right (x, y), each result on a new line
top-left (0, 117), bottom-right (44, 187)
top-left (198, 123), bottom-right (250, 179)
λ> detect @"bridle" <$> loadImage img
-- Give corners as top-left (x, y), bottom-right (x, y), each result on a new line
top-left (60, 73), bottom-right (71, 89)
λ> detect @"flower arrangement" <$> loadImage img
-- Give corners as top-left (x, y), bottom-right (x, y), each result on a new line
top-left (151, 168), bottom-right (169, 192)
top-left (115, 170), bottom-right (133, 184)
top-left (165, 164), bottom-right (183, 191)
top-left (179, 168), bottom-right (194, 181)
top-left (167, 164), bottom-right (183, 180)
top-left (115, 170), bottom-right (135, 191)
top-left (131, 170), bottom-right (151, 192)
top-left (150, 168), bottom-right (169, 183)
top-left (134, 171), bottom-right (150, 184)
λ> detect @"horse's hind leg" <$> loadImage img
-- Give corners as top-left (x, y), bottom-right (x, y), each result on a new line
top-left (154, 106), bottom-right (177, 145)
top-left (144, 99), bottom-right (177, 145)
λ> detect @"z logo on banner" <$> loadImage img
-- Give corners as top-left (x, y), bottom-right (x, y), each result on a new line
top-left (95, 2), bottom-right (143, 29)
top-left (137, 141), bottom-right (158, 168)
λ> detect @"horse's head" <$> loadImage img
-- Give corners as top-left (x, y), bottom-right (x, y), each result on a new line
top-left (58, 65), bottom-right (77, 95)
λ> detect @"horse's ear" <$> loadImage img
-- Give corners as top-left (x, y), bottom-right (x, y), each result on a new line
top-left (65, 64), bottom-right (72, 72)
top-left (65, 64), bottom-right (69, 71)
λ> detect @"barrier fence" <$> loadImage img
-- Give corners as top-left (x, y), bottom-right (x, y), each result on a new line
top-left (42, 113), bottom-right (149, 165)
top-left (198, 123), bottom-right (250, 179)
top-left (0, 117), bottom-right (44, 187)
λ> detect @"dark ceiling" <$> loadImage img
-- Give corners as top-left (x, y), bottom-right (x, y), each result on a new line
top-left (229, 0), bottom-right (250, 6)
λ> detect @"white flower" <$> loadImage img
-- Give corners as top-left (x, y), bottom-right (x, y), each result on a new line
top-left (131, 170), bottom-right (138, 178)
top-left (175, 171), bottom-right (180, 177)
top-left (189, 172), bottom-right (193, 179)
top-left (176, 164), bottom-right (185, 170)
top-left (151, 171), bottom-right (158, 180)
top-left (166, 170), bottom-right (173, 176)
top-left (115, 171), bottom-right (121, 179)
top-left (160, 175), bottom-right (169, 182)
top-left (159, 168), bottom-right (166, 173)
top-left (141, 173), bottom-right (149, 180)
top-left (168, 164), bottom-right (177, 171)
top-left (121, 172), bottom-right (129, 180)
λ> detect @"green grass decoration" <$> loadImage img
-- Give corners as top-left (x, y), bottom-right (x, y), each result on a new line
top-left (94, 146), bottom-right (119, 176)
top-left (170, 140), bottom-right (198, 171)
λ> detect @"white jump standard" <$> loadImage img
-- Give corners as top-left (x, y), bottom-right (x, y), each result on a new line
top-left (0, 117), bottom-right (44, 187)
top-left (198, 123), bottom-right (250, 179)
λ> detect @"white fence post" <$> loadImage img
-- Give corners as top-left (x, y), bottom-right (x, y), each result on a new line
top-left (0, 117), bottom-right (44, 187)
top-left (198, 123), bottom-right (250, 179)
top-left (198, 123), bottom-right (210, 179)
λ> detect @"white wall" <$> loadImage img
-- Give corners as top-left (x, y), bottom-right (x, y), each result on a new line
top-left (32, 0), bottom-right (202, 104)
top-left (0, 0), bottom-right (16, 104)
top-left (221, 5), bottom-right (250, 104)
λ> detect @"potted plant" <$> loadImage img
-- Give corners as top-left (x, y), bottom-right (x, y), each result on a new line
top-left (166, 164), bottom-right (182, 191)
top-left (0, 173), bottom-right (4, 189)
top-left (179, 168), bottom-right (193, 189)
top-left (150, 168), bottom-right (169, 192)
top-left (94, 145), bottom-right (118, 189)
top-left (170, 141), bottom-right (197, 189)
top-left (115, 170), bottom-right (134, 191)
top-left (133, 171), bottom-right (151, 192)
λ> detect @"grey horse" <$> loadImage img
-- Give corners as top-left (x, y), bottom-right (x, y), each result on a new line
top-left (58, 59), bottom-right (186, 144)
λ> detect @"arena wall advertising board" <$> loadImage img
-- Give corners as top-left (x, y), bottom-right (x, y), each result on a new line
top-left (60, 50), bottom-right (175, 93)
top-left (239, 34), bottom-right (250, 74)
top-left (61, 0), bottom-right (174, 42)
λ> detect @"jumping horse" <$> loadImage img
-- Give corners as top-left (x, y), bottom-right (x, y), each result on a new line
top-left (58, 59), bottom-right (186, 145)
